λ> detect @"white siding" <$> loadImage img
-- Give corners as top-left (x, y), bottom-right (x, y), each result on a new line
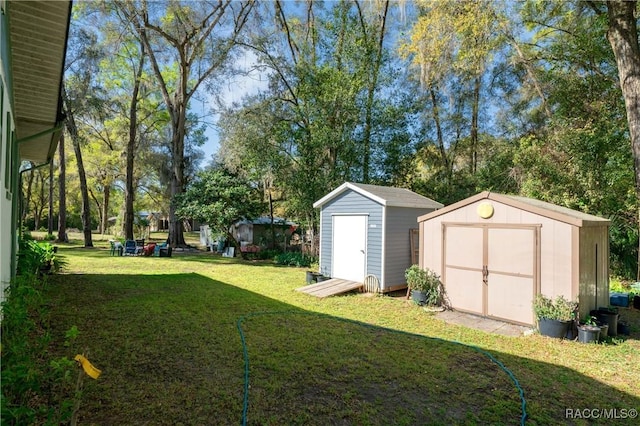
top-left (0, 53), bottom-right (15, 304)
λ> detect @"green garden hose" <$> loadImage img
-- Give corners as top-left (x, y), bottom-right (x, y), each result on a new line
top-left (237, 311), bottom-right (527, 426)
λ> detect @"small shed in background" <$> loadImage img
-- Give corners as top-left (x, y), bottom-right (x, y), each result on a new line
top-left (232, 216), bottom-right (297, 247)
top-left (418, 191), bottom-right (610, 326)
top-left (314, 182), bottom-right (443, 293)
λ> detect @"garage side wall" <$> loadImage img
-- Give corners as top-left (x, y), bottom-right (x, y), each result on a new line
top-left (577, 225), bottom-right (610, 319)
top-left (420, 199), bottom-right (575, 300)
top-left (319, 190), bottom-right (383, 279)
top-left (384, 206), bottom-right (435, 290)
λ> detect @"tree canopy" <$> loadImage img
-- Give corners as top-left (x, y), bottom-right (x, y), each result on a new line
top-left (174, 166), bottom-right (265, 251)
top-left (22, 0), bottom-right (640, 277)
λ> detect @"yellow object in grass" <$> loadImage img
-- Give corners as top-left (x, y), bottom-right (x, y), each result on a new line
top-left (75, 354), bottom-right (102, 379)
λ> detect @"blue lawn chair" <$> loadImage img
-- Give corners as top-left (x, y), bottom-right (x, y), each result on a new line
top-left (124, 240), bottom-right (137, 255)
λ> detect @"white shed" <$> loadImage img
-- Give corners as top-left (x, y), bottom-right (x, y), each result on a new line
top-left (314, 182), bottom-right (442, 292)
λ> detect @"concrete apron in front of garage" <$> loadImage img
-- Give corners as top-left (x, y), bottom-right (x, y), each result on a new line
top-left (435, 310), bottom-right (535, 337)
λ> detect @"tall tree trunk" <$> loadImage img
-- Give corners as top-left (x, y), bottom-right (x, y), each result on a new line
top-left (102, 186), bottom-right (110, 235)
top-left (21, 166), bottom-right (35, 224)
top-left (605, 1), bottom-right (640, 279)
top-left (269, 188), bottom-right (275, 249)
top-left (48, 160), bottom-right (54, 234)
top-left (168, 104), bottom-right (187, 247)
top-left (470, 75), bottom-right (481, 174)
top-left (357, 0), bottom-right (389, 184)
top-left (124, 1), bottom-right (254, 248)
top-left (89, 189), bottom-right (103, 234)
top-left (57, 133), bottom-right (67, 243)
top-left (35, 171), bottom-right (45, 230)
top-left (63, 86), bottom-right (93, 247)
top-left (506, 34), bottom-right (552, 119)
top-left (429, 86), bottom-right (449, 175)
top-left (124, 41), bottom-right (146, 241)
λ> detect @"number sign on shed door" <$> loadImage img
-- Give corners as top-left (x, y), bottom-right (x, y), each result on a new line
top-left (332, 215), bottom-right (367, 282)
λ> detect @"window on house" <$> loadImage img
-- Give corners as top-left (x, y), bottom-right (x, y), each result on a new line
top-left (4, 111), bottom-right (10, 193)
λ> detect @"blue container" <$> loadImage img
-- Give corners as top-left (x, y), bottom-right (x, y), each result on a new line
top-left (609, 292), bottom-right (629, 307)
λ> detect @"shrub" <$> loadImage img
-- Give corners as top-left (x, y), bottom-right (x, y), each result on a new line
top-left (17, 239), bottom-right (65, 276)
top-left (405, 265), bottom-right (443, 306)
top-left (256, 249), bottom-right (282, 260)
top-left (274, 252), bottom-right (316, 268)
top-left (1, 275), bottom-right (82, 425)
top-left (533, 294), bottom-right (577, 322)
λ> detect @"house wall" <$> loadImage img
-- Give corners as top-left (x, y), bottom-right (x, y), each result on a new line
top-left (383, 206), bottom-right (435, 291)
top-left (420, 199), bottom-right (584, 314)
top-left (0, 7), bottom-right (16, 304)
top-left (319, 190), bottom-right (383, 279)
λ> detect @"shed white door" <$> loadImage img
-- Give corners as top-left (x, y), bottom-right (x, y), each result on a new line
top-left (332, 215), bottom-right (367, 282)
top-left (443, 224), bottom-right (538, 326)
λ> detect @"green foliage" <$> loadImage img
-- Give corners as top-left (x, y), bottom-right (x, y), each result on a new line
top-left (255, 249), bottom-right (282, 261)
top-left (405, 265), bottom-right (442, 306)
top-left (274, 252), bottom-right (316, 268)
top-left (175, 167), bottom-right (266, 246)
top-left (1, 276), bottom-right (80, 425)
top-left (533, 294), bottom-right (577, 322)
top-left (17, 239), bottom-right (66, 276)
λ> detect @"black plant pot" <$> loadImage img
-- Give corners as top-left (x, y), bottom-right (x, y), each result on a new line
top-left (538, 318), bottom-right (572, 339)
top-left (38, 263), bottom-right (52, 276)
top-left (316, 275), bottom-right (330, 282)
top-left (634, 295), bottom-right (640, 310)
top-left (306, 271), bottom-right (316, 284)
top-left (411, 290), bottom-right (428, 306)
top-left (596, 310), bottom-right (619, 337)
top-left (618, 322), bottom-right (631, 336)
top-left (577, 325), bottom-right (600, 343)
top-left (598, 323), bottom-right (609, 340)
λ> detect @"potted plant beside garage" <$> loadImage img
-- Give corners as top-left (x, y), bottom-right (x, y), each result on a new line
top-left (533, 294), bottom-right (577, 339)
top-left (577, 316), bottom-right (601, 343)
top-left (405, 265), bottom-right (442, 307)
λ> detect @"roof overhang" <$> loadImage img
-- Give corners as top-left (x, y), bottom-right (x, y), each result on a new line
top-left (417, 191), bottom-right (610, 228)
top-left (8, 0), bottom-right (71, 164)
top-left (313, 182), bottom-right (443, 210)
top-left (313, 182), bottom-right (384, 208)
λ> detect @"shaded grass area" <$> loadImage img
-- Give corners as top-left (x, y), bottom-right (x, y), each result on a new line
top-left (39, 247), bottom-right (640, 425)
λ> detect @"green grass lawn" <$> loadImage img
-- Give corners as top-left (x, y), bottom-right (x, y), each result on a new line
top-left (33, 241), bottom-right (640, 424)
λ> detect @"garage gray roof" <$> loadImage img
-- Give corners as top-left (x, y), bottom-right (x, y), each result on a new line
top-left (8, 0), bottom-right (71, 163)
top-left (313, 182), bottom-right (443, 209)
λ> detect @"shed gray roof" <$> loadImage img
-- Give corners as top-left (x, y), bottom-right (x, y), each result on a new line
top-left (313, 182), bottom-right (443, 209)
top-left (417, 191), bottom-right (610, 227)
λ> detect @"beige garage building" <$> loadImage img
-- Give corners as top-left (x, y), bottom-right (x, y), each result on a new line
top-left (418, 192), bottom-right (610, 326)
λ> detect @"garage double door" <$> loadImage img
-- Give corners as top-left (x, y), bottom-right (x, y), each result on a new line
top-left (443, 224), bottom-right (539, 326)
